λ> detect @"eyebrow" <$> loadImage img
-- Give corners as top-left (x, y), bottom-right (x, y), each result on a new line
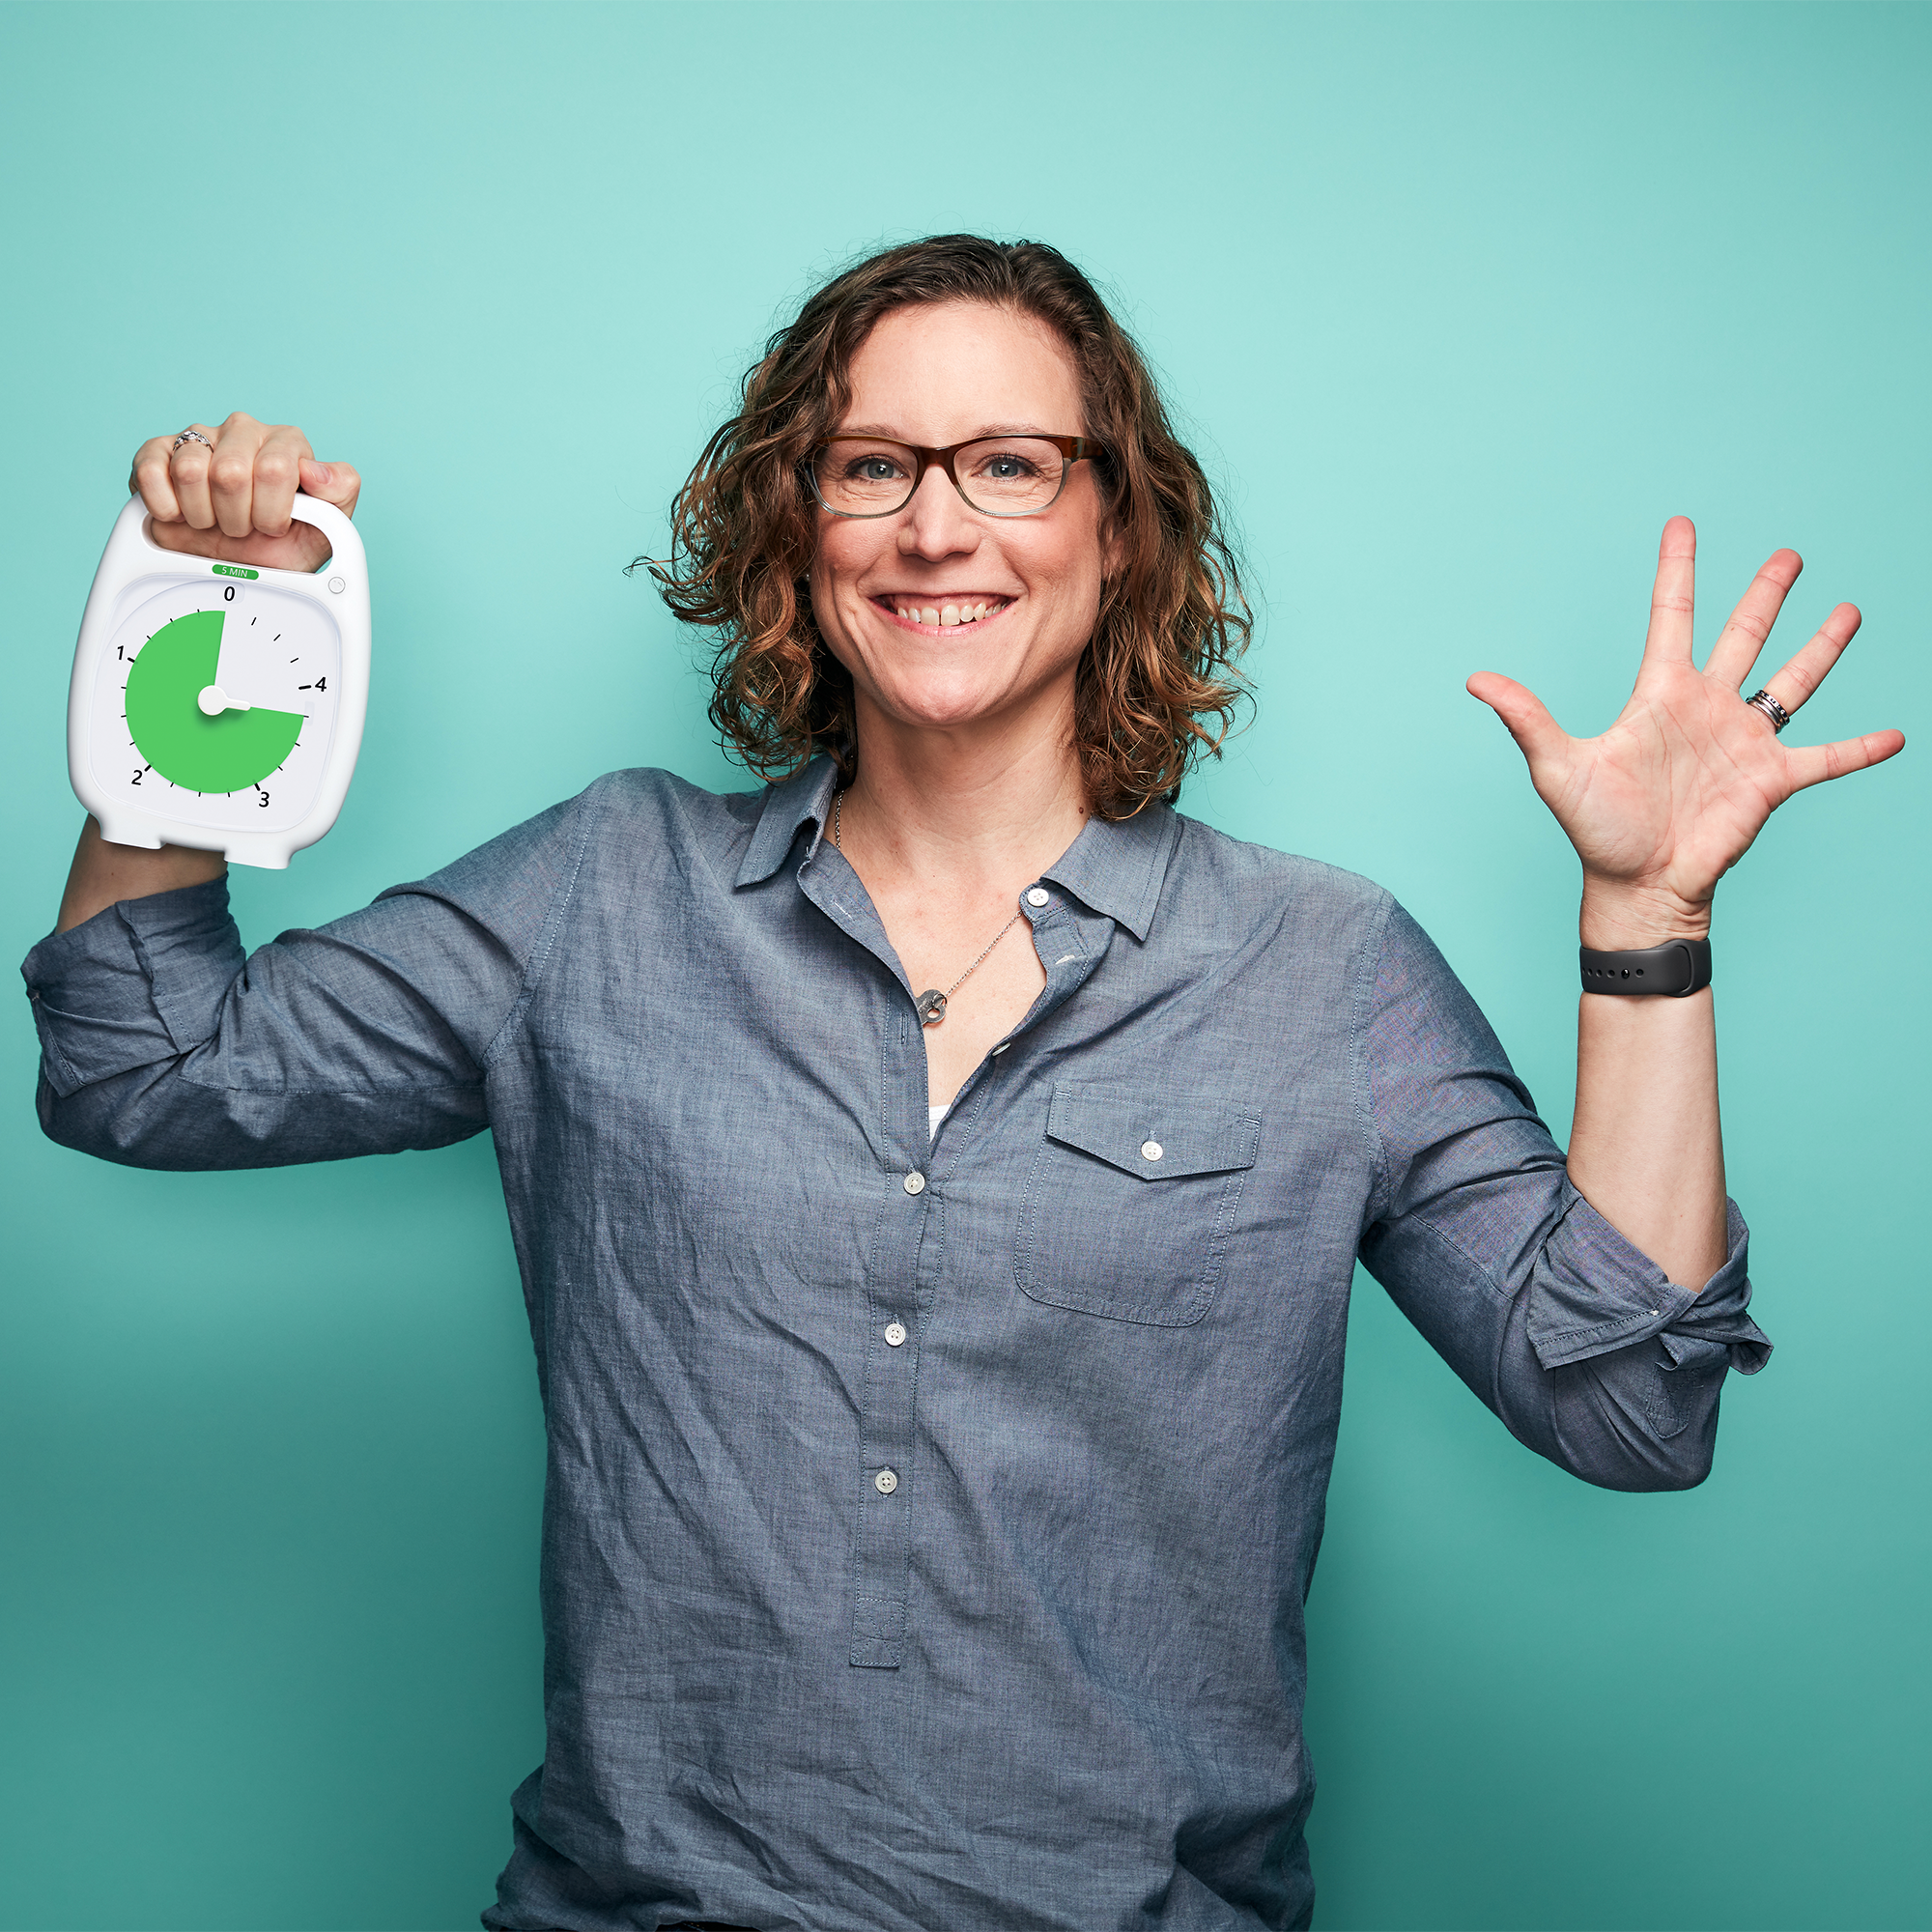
top-left (833, 422), bottom-right (1055, 441)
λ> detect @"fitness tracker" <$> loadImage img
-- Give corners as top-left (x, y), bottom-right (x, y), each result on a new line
top-left (1579, 937), bottom-right (1712, 997)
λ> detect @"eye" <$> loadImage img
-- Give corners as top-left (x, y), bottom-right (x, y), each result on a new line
top-left (973, 450), bottom-right (1043, 481)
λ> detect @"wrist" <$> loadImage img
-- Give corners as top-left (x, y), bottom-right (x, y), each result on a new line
top-left (1578, 878), bottom-right (1711, 952)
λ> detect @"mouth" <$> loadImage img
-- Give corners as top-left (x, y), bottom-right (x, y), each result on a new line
top-left (871, 594), bottom-right (1014, 633)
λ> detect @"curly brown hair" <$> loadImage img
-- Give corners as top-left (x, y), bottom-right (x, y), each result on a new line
top-left (643, 235), bottom-right (1251, 819)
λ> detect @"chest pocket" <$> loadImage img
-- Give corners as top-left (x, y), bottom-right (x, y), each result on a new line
top-left (1012, 1080), bottom-right (1263, 1327)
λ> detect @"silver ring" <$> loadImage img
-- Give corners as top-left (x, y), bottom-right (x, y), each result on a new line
top-left (170, 428), bottom-right (213, 455)
top-left (1745, 689), bottom-right (1791, 734)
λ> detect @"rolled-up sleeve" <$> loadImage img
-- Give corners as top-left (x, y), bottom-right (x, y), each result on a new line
top-left (1353, 899), bottom-right (1771, 1492)
top-left (21, 787), bottom-right (591, 1172)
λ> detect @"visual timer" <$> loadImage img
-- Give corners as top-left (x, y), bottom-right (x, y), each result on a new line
top-left (68, 496), bottom-right (370, 868)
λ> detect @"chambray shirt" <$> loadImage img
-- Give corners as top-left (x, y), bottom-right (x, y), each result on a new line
top-left (23, 758), bottom-right (1770, 1932)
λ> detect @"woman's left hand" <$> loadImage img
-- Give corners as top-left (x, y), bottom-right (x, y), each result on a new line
top-left (1467, 516), bottom-right (1906, 948)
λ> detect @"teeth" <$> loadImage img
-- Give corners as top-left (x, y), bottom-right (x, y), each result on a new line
top-left (888, 598), bottom-right (1005, 624)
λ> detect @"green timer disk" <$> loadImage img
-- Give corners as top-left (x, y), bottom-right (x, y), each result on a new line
top-left (126, 609), bottom-right (304, 792)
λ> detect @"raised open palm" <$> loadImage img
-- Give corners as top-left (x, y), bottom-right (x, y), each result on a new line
top-left (1468, 516), bottom-right (1905, 930)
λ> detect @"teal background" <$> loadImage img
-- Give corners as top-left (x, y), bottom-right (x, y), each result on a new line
top-left (1, 3), bottom-right (1925, 1927)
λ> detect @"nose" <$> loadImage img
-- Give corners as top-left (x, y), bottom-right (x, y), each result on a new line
top-left (897, 461), bottom-right (981, 562)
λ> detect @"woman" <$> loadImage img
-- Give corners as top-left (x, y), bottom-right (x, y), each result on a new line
top-left (25, 238), bottom-right (1903, 1931)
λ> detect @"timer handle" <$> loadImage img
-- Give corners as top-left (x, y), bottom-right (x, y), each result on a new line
top-left (106, 491), bottom-right (367, 577)
top-left (287, 492), bottom-right (366, 575)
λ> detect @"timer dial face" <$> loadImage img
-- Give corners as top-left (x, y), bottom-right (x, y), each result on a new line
top-left (91, 578), bottom-right (341, 833)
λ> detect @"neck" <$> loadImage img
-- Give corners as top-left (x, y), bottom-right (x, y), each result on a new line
top-left (838, 692), bottom-right (1090, 891)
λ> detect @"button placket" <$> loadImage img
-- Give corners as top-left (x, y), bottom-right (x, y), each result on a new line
top-left (830, 874), bottom-right (1118, 1673)
top-left (850, 1112), bottom-right (935, 1669)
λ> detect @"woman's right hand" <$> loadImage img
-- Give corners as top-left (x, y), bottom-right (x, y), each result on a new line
top-left (129, 412), bottom-right (360, 574)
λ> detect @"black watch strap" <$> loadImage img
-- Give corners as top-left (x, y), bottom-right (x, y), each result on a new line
top-left (1579, 936), bottom-right (1712, 997)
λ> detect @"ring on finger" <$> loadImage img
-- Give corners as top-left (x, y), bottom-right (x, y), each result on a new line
top-left (170, 428), bottom-right (213, 455)
top-left (1745, 689), bottom-right (1792, 734)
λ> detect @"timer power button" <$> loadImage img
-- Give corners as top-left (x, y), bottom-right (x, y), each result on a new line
top-left (327, 576), bottom-right (346, 595)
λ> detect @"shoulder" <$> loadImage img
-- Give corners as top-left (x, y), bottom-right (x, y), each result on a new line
top-left (395, 768), bottom-right (765, 912)
top-left (575, 766), bottom-right (767, 838)
top-left (572, 766), bottom-right (783, 875)
top-left (1165, 812), bottom-right (1397, 950)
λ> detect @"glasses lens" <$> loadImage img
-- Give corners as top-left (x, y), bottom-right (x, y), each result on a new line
top-left (955, 437), bottom-right (1066, 515)
top-left (813, 440), bottom-right (917, 514)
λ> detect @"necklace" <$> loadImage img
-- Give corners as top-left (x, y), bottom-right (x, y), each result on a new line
top-left (833, 787), bottom-right (1026, 1028)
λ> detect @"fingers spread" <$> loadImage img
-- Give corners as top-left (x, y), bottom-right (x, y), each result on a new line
top-left (1755, 601), bottom-right (1860, 721)
top-left (1642, 515), bottom-right (1698, 666)
top-left (1784, 725), bottom-right (1907, 792)
top-left (1703, 548), bottom-right (1803, 689)
top-left (1466, 670), bottom-right (1571, 768)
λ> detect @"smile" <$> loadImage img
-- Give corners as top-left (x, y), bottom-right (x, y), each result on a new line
top-left (873, 595), bottom-right (1013, 632)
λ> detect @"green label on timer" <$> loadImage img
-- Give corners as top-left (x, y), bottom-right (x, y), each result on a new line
top-left (211, 564), bottom-right (258, 580)
top-left (125, 610), bottom-right (303, 792)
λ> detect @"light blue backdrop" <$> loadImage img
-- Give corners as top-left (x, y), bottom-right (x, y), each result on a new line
top-left (1, 4), bottom-right (1925, 1928)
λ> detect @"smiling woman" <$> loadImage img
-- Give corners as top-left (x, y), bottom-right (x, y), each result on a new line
top-left (650, 239), bottom-right (1250, 819)
top-left (23, 233), bottom-right (1905, 1932)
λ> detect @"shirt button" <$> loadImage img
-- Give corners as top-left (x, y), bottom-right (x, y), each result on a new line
top-left (1026, 886), bottom-right (1050, 907)
top-left (1141, 1140), bottom-right (1164, 1162)
top-left (903, 1171), bottom-right (926, 1196)
top-left (874, 1467), bottom-right (899, 1494)
top-left (884, 1321), bottom-right (907, 1347)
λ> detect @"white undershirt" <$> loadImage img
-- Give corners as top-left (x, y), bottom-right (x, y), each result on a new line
top-left (928, 1103), bottom-right (950, 1141)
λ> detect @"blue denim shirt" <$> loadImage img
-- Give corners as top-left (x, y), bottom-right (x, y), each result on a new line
top-left (22, 758), bottom-right (1769, 1932)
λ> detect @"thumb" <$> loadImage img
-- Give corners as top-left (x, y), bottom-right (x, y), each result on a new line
top-left (298, 455), bottom-right (361, 517)
top-left (1466, 671), bottom-right (1569, 772)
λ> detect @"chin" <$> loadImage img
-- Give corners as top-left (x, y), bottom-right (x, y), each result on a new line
top-left (871, 674), bottom-right (1026, 731)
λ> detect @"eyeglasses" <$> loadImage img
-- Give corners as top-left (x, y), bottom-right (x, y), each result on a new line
top-left (808, 434), bottom-right (1100, 519)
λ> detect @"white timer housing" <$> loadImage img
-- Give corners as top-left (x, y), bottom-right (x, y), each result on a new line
top-left (68, 494), bottom-right (371, 868)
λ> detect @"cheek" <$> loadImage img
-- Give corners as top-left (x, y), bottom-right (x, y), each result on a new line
top-left (1037, 528), bottom-right (1106, 616)
top-left (809, 526), bottom-right (864, 633)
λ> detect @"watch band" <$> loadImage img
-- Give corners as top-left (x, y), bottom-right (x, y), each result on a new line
top-left (1579, 936), bottom-right (1712, 997)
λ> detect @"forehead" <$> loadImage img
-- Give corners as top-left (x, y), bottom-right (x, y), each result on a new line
top-left (841, 300), bottom-right (1084, 439)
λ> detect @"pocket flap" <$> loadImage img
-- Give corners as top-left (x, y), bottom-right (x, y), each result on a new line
top-left (1044, 1081), bottom-right (1261, 1181)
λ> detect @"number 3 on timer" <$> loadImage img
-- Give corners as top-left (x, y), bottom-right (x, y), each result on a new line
top-left (67, 493), bottom-right (371, 868)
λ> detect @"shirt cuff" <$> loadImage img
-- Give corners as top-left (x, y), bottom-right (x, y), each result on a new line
top-left (1524, 1188), bottom-right (1770, 1376)
top-left (19, 879), bottom-right (243, 1097)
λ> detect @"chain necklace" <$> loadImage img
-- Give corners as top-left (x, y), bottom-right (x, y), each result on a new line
top-left (833, 787), bottom-right (1026, 1028)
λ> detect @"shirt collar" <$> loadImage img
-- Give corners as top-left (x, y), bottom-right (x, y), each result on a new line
top-left (735, 754), bottom-right (1180, 943)
top-left (736, 757), bottom-right (841, 888)
top-left (1039, 801), bottom-right (1179, 942)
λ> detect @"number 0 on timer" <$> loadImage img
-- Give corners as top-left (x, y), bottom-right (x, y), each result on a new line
top-left (67, 494), bottom-right (371, 868)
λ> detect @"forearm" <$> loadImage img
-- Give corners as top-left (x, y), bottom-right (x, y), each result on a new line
top-left (1565, 883), bottom-right (1727, 1290)
top-left (57, 815), bottom-right (224, 933)
top-left (28, 860), bottom-right (506, 1173)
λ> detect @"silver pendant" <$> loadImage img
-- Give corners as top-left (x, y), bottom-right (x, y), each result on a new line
top-left (915, 989), bottom-right (948, 1027)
